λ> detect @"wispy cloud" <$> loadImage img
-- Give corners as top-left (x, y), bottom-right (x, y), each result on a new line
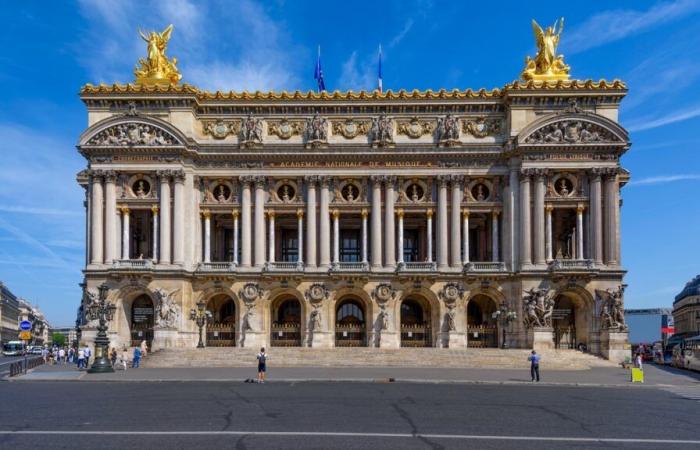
top-left (338, 51), bottom-right (376, 91)
top-left (628, 174), bottom-right (700, 186)
top-left (389, 19), bottom-right (414, 48)
top-left (0, 206), bottom-right (82, 216)
top-left (565, 0), bottom-right (700, 53)
top-left (626, 103), bottom-right (700, 132)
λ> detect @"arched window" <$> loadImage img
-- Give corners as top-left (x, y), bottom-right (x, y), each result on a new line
top-left (401, 299), bottom-right (425, 325)
top-left (276, 299), bottom-right (301, 324)
top-left (219, 300), bottom-right (236, 324)
top-left (336, 300), bottom-right (364, 325)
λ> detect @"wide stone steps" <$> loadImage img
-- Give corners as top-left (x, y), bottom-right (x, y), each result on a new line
top-left (142, 348), bottom-right (614, 370)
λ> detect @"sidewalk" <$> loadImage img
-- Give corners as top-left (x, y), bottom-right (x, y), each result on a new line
top-left (9, 362), bottom-right (700, 387)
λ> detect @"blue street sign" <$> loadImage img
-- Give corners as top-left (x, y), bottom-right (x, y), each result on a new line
top-left (19, 320), bottom-right (32, 331)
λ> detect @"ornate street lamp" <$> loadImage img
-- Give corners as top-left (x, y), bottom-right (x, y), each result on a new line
top-left (492, 304), bottom-right (517, 349)
top-left (86, 283), bottom-right (117, 373)
top-left (190, 300), bottom-right (212, 348)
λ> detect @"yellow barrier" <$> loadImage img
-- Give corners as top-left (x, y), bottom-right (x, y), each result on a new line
top-left (631, 367), bottom-right (644, 383)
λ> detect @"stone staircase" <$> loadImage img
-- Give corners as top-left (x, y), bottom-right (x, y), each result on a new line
top-left (142, 347), bottom-right (615, 370)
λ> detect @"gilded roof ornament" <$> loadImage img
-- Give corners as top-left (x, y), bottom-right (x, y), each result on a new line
top-left (134, 25), bottom-right (182, 86)
top-left (521, 18), bottom-right (570, 82)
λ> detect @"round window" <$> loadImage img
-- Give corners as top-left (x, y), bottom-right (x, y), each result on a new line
top-left (213, 184), bottom-right (231, 202)
top-left (341, 183), bottom-right (360, 202)
top-left (277, 184), bottom-right (296, 202)
top-left (132, 180), bottom-right (150, 198)
top-left (554, 178), bottom-right (574, 197)
top-left (407, 183), bottom-right (424, 202)
top-left (471, 183), bottom-right (490, 201)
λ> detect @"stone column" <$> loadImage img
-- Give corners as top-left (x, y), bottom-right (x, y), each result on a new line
top-left (90, 173), bottom-right (104, 264)
top-left (397, 209), bottom-right (404, 264)
top-left (239, 177), bottom-right (252, 267)
top-left (296, 209), bottom-right (304, 264)
top-left (361, 209), bottom-right (368, 264)
top-left (603, 169), bottom-right (618, 265)
top-left (120, 206), bottom-right (130, 259)
top-left (450, 177), bottom-right (462, 267)
top-left (426, 209), bottom-right (433, 263)
top-left (576, 204), bottom-right (585, 260)
top-left (267, 210), bottom-right (275, 263)
top-left (332, 209), bottom-right (340, 264)
top-left (158, 173), bottom-right (171, 264)
top-left (104, 172), bottom-right (117, 263)
top-left (462, 209), bottom-right (470, 264)
top-left (305, 176), bottom-right (317, 267)
top-left (589, 170), bottom-right (603, 265)
top-left (319, 177), bottom-right (331, 267)
top-left (508, 163), bottom-right (520, 270)
top-left (533, 170), bottom-right (546, 266)
top-left (545, 205), bottom-right (553, 262)
top-left (232, 210), bottom-right (239, 265)
top-left (202, 210), bottom-right (211, 263)
top-left (172, 172), bottom-right (185, 265)
top-left (370, 176), bottom-right (382, 268)
top-left (253, 177), bottom-right (266, 267)
top-left (151, 205), bottom-right (159, 262)
top-left (437, 176), bottom-right (449, 269)
top-left (519, 170), bottom-right (531, 267)
top-left (384, 177), bottom-right (396, 268)
top-left (491, 211), bottom-right (500, 262)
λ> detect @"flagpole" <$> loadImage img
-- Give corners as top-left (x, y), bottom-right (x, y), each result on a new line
top-left (377, 44), bottom-right (383, 94)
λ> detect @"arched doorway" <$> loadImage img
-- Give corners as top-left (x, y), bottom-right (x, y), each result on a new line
top-left (206, 294), bottom-right (236, 347)
top-left (553, 293), bottom-right (590, 349)
top-left (335, 297), bottom-right (367, 347)
top-left (400, 297), bottom-right (431, 347)
top-left (467, 294), bottom-right (498, 348)
top-left (130, 294), bottom-right (154, 348)
top-left (271, 297), bottom-right (302, 347)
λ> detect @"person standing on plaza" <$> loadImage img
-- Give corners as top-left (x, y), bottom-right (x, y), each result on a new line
top-left (58, 347), bottom-right (66, 364)
top-left (120, 347), bottom-right (129, 371)
top-left (528, 350), bottom-right (541, 382)
top-left (41, 346), bottom-right (48, 364)
top-left (256, 347), bottom-right (267, 383)
top-left (132, 346), bottom-right (142, 368)
top-left (77, 347), bottom-right (86, 370)
top-left (110, 348), bottom-right (117, 368)
top-left (635, 353), bottom-right (643, 371)
top-left (83, 345), bottom-right (91, 367)
top-left (140, 340), bottom-right (148, 358)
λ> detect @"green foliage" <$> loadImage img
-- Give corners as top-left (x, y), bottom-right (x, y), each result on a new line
top-left (51, 332), bottom-right (66, 347)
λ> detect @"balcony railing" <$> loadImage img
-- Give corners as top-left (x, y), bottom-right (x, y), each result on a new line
top-left (463, 261), bottom-right (507, 272)
top-left (197, 262), bottom-right (236, 272)
top-left (264, 261), bottom-right (304, 272)
top-left (112, 259), bottom-right (154, 269)
top-left (331, 261), bottom-right (370, 272)
top-left (548, 259), bottom-right (595, 271)
top-left (398, 261), bottom-right (437, 272)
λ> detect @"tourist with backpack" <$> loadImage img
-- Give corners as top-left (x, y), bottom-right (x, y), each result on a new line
top-left (256, 347), bottom-right (267, 383)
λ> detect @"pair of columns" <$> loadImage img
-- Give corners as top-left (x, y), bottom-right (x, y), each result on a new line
top-left (461, 209), bottom-right (501, 264)
top-left (117, 205), bottom-right (159, 261)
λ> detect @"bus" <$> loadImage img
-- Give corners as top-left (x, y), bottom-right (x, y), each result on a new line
top-left (2, 340), bottom-right (26, 356)
top-left (679, 336), bottom-right (700, 372)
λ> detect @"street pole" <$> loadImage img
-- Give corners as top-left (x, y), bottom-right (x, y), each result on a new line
top-left (190, 300), bottom-right (211, 349)
top-left (86, 284), bottom-right (117, 374)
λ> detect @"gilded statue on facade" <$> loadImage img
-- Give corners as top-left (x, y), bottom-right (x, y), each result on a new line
top-left (521, 18), bottom-right (570, 81)
top-left (134, 24), bottom-right (182, 86)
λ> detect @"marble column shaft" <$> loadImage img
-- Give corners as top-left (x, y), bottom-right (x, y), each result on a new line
top-left (426, 209), bottom-right (433, 263)
top-left (370, 177), bottom-right (382, 268)
top-left (437, 177), bottom-right (449, 269)
top-left (492, 211), bottom-right (500, 262)
top-left (319, 179), bottom-right (331, 267)
top-left (253, 178), bottom-right (266, 267)
top-left (397, 209), bottom-right (404, 264)
top-left (159, 175), bottom-right (171, 264)
top-left (203, 210), bottom-right (211, 263)
top-left (296, 209), bottom-right (304, 263)
top-left (545, 205), bottom-right (553, 262)
top-left (533, 172), bottom-right (546, 265)
top-left (603, 171), bottom-right (619, 265)
top-left (121, 207), bottom-right (130, 259)
top-left (268, 210), bottom-right (275, 263)
top-left (589, 171), bottom-right (603, 265)
top-left (450, 178), bottom-right (462, 267)
top-left (90, 175), bottom-right (104, 264)
top-left (462, 210), bottom-right (469, 264)
top-left (104, 174), bottom-right (117, 263)
top-left (576, 205), bottom-right (584, 260)
top-left (384, 178), bottom-right (396, 267)
top-left (519, 172), bottom-right (532, 267)
top-left (361, 209), bottom-right (368, 264)
top-left (332, 209), bottom-right (340, 264)
top-left (306, 178), bottom-right (317, 267)
top-left (151, 206), bottom-right (159, 262)
top-left (232, 210), bottom-right (239, 265)
top-left (172, 174), bottom-right (185, 264)
top-left (240, 179), bottom-right (252, 267)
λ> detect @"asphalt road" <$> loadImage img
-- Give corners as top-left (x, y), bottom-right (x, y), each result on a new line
top-left (0, 381), bottom-right (698, 449)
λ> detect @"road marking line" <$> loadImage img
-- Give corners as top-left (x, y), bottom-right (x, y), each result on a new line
top-left (0, 431), bottom-right (698, 444)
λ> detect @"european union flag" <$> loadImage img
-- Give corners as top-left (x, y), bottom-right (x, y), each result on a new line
top-left (314, 46), bottom-right (326, 92)
top-left (377, 45), bottom-right (383, 93)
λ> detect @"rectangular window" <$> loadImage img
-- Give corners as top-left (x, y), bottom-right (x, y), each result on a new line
top-left (340, 229), bottom-right (361, 262)
top-left (403, 229), bottom-right (420, 262)
top-left (281, 228), bottom-right (298, 262)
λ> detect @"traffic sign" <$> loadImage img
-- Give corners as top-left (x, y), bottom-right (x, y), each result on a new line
top-left (19, 320), bottom-right (32, 331)
top-left (19, 331), bottom-right (31, 340)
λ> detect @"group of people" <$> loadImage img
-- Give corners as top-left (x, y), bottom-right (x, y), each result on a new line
top-left (107, 340), bottom-right (148, 370)
top-left (41, 345), bottom-right (92, 369)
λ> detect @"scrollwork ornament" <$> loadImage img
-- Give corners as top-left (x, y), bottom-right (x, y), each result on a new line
top-left (268, 118), bottom-right (303, 140)
top-left (463, 117), bottom-right (502, 138)
top-left (439, 283), bottom-right (464, 306)
top-left (202, 120), bottom-right (240, 139)
top-left (332, 119), bottom-right (370, 139)
top-left (397, 117), bottom-right (434, 139)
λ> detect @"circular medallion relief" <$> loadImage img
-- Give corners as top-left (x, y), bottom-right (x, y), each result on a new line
top-left (554, 178), bottom-right (574, 197)
top-left (407, 183), bottom-right (425, 202)
top-left (471, 183), bottom-right (490, 201)
top-left (132, 180), bottom-right (150, 198)
top-left (214, 184), bottom-right (231, 202)
top-left (277, 184), bottom-right (296, 202)
top-left (341, 183), bottom-right (360, 202)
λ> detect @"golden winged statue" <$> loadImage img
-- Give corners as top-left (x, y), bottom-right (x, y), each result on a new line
top-left (521, 18), bottom-right (570, 81)
top-left (134, 24), bottom-right (182, 86)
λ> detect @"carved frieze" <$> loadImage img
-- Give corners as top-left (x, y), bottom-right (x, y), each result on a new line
top-left (524, 120), bottom-right (617, 144)
top-left (396, 117), bottom-right (435, 139)
top-left (202, 119), bottom-right (240, 139)
top-left (87, 123), bottom-right (178, 146)
top-left (267, 118), bottom-right (303, 140)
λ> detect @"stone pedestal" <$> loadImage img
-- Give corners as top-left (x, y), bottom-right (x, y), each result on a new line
top-left (378, 331), bottom-right (399, 348)
top-left (440, 331), bottom-right (467, 348)
top-left (308, 331), bottom-right (333, 348)
top-left (600, 329), bottom-right (629, 363)
top-left (239, 330), bottom-right (266, 349)
top-left (152, 328), bottom-right (178, 351)
top-left (528, 327), bottom-right (554, 350)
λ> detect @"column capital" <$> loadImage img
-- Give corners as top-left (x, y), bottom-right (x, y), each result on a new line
top-left (576, 203), bottom-right (586, 214)
top-left (396, 208), bottom-right (404, 218)
top-left (601, 167), bottom-right (619, 180)
top-left (426, 208), bottom-right (433, 218)
top-left (361, 208), bottom-right (369, 218)
top-left (266, 209), bottom-right (275, 218)
top-left (239, 175), bottom-right (255, 185)
top-left (318, 175), bottom-right (331, 188)
top-left (151, 205), bottom-right (159, 215)
top-left (369, 175), bottom-right (383, 186)
top-left (462, 208), bottom-right (470, 218)
top-left (232, 209), bottom-right (239, 219)
top-left (253, 175), bottom-right (267, 188)
top-left (331, 209), bottom-right (340, 219)
top-left (89, 170), bottom-right (105, 182)
top-left (384, 175), bottom-right (397, 187)
top-left (201, 209), bottom-right (211, 219)
top-left (119, 205), bottom-right (130, 215)
top-left (104, 170), bottom-right (118, 183)
top-left (588, 167), bottom-right (605, 181)
top-left (437, 174), bottom-right (451, 187)
top-left (545, 204), bottom-right (554, 213)
top-left (448, 174), bottom-right (462, 186)
top-left (296, 208), bottom-right (304, 218)
top-left (173, 170), bottom-right (186, 183)
top-left (491, 210), bottom-right (500, 218)
top-left (303, 174), bottom-right (319, 185)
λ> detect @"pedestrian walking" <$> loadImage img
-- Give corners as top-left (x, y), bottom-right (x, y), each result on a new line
top-left (68, 347), bottom-right (75, 364)
top-left (77, 348), bottom-right (86, 370)
top-left (110, 348), bottom-right (117, 368)
top-left (256, 347), bottom-right (267, 383)
top-left (528, 350), bottom-right (541, 382)
top-left (58, 347), bottom-right (66, 364)
top-left (84, 346), bottom-right (91, 366)
top-left (634, 353), bottom-right (643, 371)
top-left (120, 348), bottom-right (129, 371)
top-left (140, 340), bottom-right (148, 358)
top-left (41, 346), bottom-right (48, 364)
top-left (132, 347), bottom-right (142, 368)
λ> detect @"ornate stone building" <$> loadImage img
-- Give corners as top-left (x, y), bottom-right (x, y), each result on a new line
top-left (673, 275), bottom-right (700, 338)
top-left (76, 23), bottom-right (631, 361)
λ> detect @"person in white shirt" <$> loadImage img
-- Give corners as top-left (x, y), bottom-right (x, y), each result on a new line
top-left (77, 349), bottom-right (86, 370)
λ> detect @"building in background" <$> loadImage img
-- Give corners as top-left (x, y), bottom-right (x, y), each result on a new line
top-left (0, 282), bottom-right (21, 347)
top-left (17, 298), bottom-right (50, 346)
top-left (673, 275), bottom-right (700, 338)
top-left (624, 308), bottom-right (673, 345)
top-left (49, 326), bottom-right (78, 346)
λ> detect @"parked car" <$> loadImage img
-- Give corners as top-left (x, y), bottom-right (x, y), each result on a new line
top-left (28, 346), bottom-right (43, 355)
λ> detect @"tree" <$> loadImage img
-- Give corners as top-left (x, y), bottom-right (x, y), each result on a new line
top-left (52, 332), bottom-right (66, 347)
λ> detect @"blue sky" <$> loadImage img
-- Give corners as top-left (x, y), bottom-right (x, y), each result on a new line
top-left (0, 0), bottom-right (699, 325)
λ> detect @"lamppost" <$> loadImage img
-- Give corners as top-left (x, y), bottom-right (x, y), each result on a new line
top-left (492, 304), bottom-right (517, 349)
top-left (190, 300), bottom-right (211, 348)
top-left (86, 283), bottom-right (117, 373)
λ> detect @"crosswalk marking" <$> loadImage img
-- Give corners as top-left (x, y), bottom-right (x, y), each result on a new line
top-left (661, 386), bottom-right (700, 402)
